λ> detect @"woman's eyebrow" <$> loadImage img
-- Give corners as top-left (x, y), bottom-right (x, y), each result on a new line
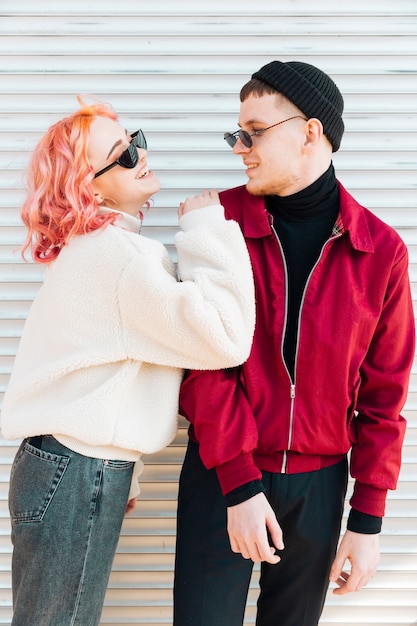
top-left (106, 139), bottom-right (123, 160)
top-left (106, 131), bottom-right (129, 160)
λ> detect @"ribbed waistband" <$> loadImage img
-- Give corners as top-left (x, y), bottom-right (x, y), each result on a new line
top-left (253, 450), bottom-right (346, 474)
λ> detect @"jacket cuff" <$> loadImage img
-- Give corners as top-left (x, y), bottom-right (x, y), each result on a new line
top-left (349, 482), bottom-right (388, 517)
top-left (347, 508), bottom-right (382, 534)
top-left (215, 452), bottom-right (262, 495)
top-left (225, 480), bottom-right (265, 507)
top-left (179, 204), bottom-right (225, 231)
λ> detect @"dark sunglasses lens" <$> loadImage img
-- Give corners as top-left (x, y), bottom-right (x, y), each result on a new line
top-left (239, 130), bottom-right (252, 148)
top-left (132, 130), bottom-right (147, 150)
top-left (116, 130), bottom-right (147, 168)
top-left (224, 133), bottom-right (237, 148)
top-left (224, 130), bottom-right (252, 148)
top-left (118, 143), bottom-right (138, 169)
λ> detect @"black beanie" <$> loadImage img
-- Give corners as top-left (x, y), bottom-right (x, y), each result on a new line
top-left (252, 61), bottom-right (344, 152)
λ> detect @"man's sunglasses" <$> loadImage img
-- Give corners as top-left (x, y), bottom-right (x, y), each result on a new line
top-left (224, 116), bottom-right (307, 149)
top-left (94, 130), bottom-right (147, 179)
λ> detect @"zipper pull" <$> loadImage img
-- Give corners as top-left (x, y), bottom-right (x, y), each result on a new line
top-left (290, 384), bottom-right (295, 398)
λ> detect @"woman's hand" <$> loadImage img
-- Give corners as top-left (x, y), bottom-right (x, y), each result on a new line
top-left (125, 497), bottom-right (137, 515)
top-left (178, 189), bottom-right (220, 218)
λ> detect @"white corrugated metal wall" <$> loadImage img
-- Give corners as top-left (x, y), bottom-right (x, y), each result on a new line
top-left (0, 1), bottom-right (416, 624)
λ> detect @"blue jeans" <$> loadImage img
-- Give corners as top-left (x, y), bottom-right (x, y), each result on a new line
top-left (8, 435), bottom-right (134, 626)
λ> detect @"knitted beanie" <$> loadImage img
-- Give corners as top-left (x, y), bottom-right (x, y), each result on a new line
top-left (252, 61), bottom-right (344, 152)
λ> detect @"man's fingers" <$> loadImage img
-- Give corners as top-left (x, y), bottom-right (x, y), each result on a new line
top-left (227, 493), bottom-right (284, 564)
top-left (269, 527), bottom-right (284, 552)
top-left (332, 570), bottom-right (371, 595)
top-left (230, 535), bottom-right (280, 564)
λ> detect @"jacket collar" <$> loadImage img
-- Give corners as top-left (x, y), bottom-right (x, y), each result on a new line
top-left (98, 207), bottom-right (143, 234)
top-left (221, 182), bottom-right (374, 253)
top-left (336, 182), bottom-right (374, 252)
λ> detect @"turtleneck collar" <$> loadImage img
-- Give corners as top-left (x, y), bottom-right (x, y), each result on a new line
top-left (266, 163), bottom-right (339, 222)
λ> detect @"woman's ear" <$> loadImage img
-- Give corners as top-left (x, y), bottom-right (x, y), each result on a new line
top-left (94, 193), bottom-right (105, 205)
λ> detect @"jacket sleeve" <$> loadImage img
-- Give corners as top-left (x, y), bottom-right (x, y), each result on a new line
top-left (349, 246), bottom-right (415, 517)
top-left (118, 205), bottom-right (255, 371)
top-left (179, 367), bottom-right (262, 494)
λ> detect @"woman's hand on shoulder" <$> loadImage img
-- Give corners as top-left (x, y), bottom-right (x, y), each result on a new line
top-left (178, 189), bottom-right (220, 218)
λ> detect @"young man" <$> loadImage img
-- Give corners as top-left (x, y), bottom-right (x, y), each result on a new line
top-left (173, 60), bottom-right (415, 626)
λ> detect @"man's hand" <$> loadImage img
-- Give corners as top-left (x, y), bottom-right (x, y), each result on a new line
top-left (227, 492), bottom-right (284, 564)
top-left (329, 530), bottom-right (380, 595)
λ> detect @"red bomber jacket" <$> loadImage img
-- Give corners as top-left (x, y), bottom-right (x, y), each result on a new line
top-left (179, 182), bottom-right (415, 517)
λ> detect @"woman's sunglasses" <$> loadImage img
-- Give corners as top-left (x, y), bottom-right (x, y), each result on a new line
top-left (94, 130), bottom-right (147, 179)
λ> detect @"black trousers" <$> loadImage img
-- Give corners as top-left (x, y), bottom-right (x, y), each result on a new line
top-left (174, 439), bottom-right (348, 626)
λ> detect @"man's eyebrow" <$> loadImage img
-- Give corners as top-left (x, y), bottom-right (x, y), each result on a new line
top-left (238, 118), bottom-right (266, 128)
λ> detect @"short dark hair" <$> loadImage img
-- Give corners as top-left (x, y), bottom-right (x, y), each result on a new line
top-left (239, 78), bottom-right (278, 102)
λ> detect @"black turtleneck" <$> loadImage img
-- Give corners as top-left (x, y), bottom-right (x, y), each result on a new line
top-left (265, 164), bottom-right (339, 378)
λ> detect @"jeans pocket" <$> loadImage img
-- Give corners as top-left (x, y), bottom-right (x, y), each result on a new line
top-left (104, 459), bottom-right (134, 470)
top-left (9, 439), bottom-right (70, 523)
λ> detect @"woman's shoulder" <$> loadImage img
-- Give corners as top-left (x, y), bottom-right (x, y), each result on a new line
top-left (53, 224), bottom-right (173, 282)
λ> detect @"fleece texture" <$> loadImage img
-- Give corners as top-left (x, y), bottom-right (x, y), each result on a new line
top-left (1, 206), bottom-right (255, 466)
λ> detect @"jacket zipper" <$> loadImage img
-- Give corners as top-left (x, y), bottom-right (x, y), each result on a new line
top-left (271, 222), bottom-right (342, 473)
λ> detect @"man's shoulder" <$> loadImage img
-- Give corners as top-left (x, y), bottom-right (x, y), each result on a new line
top-left (219, 185), bottom-right (266, 226)
top-left (219, 185), bottom-right (247, 217)
top-left (338, 182), bottom-right (406, 251)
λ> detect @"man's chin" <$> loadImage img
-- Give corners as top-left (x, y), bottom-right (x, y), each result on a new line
top-left (246, 180), bottom-right (266, 196)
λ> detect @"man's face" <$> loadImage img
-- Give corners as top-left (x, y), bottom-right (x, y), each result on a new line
top-left (233, 93), bottom-right (308, 197)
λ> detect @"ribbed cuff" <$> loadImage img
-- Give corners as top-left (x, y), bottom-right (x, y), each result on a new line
top-left (347, 508), bottom-right (382, 534)
top-left (225, 480), bottom-right (265, 507)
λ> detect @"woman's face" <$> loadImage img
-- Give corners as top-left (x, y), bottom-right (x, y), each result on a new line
top-left (89, 116), bottom-right (160, 216)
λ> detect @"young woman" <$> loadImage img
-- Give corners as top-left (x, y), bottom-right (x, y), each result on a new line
top-left (0, 98), bottom-right (255, 626)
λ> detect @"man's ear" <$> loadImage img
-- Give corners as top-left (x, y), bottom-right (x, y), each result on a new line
top-left (303, 118), bottom-right (323, 148)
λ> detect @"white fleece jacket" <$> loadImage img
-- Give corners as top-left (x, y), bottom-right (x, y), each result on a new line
top-left (1, 206), bottom-right (255, 472)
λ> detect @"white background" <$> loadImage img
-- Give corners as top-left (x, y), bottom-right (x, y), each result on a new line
top-left (0, 2), bottom-right (416, 624)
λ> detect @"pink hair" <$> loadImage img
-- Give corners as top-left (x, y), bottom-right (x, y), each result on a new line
top-left (21, 97), bottom-right (120, 263)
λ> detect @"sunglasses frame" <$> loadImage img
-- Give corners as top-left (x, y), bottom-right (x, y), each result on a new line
top-left (94, 129), bottom-right (147, 179)
top-left (224, 116), bottom-right (307, 149)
